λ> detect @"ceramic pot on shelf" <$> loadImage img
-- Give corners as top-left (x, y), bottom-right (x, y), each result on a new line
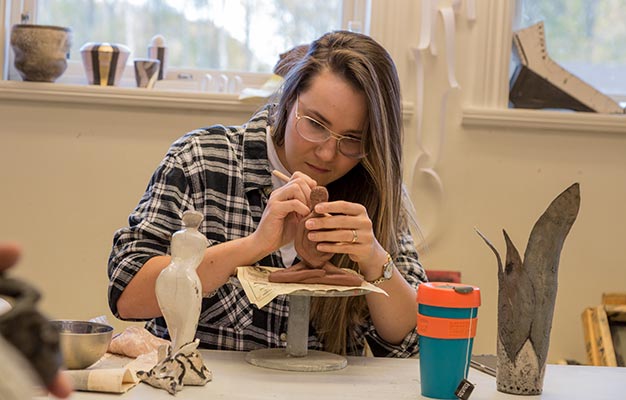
top-left (80, 42), bottom-right (131, 86)
top-left (10, 24), bottom-right (72, 82)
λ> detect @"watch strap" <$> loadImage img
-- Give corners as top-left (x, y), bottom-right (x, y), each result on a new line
top-left (367, 253), bottom-right (393, 285)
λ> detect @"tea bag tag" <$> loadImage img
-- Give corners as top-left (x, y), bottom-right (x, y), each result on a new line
top-left (455, 378), bottom-right (475, 399)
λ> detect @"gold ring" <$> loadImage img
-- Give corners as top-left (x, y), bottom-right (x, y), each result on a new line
top-left (351, 229), bottom-right (358, 244)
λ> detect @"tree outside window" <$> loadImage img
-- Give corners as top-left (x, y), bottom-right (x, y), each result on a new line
top-left (35, 0), bottom-right (343, 73)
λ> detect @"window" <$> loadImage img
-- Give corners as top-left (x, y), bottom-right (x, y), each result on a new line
top-left (8, 0), bottom-right (367, 89)
top-left (462, 0), bottom-right (625, 135)
top-left (514, 0), bottom-right (626, 103)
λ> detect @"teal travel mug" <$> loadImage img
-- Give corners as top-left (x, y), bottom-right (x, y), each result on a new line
top-left (417, 282), bottom-right (481, 399)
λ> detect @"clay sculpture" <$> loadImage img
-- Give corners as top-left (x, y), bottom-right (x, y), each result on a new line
top-left (269, 186), bottom-right (363, 286)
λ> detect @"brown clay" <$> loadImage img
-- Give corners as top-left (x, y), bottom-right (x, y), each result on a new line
top-left (299, 263), bottom-right (363, 286)
top-left (268, 186), bottom-right (364, 286)
top-left (293, 187), bottom-right (333, 268)
top-left (268, 263), bottom-right (326, 283)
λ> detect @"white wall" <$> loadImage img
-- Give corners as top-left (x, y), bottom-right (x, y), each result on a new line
top-left (1, 0), bottom-right (625, 364)
top-left (373, 0), bottom-right (626, 364)
top-left (0, 98), bottom-right (257, 331)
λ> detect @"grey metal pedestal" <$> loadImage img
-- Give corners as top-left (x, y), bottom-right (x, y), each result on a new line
top-left (245, 290), bottom-right (365, 372)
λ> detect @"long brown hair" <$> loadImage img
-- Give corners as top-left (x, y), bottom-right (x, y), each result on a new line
top-left (271, 31), bottom-right (406, 355)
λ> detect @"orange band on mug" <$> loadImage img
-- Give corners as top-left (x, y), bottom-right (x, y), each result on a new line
top-left (417, 313), bottom-right (477, 339)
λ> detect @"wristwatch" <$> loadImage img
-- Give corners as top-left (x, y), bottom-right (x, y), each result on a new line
top-left (367, 253), bottom-right (394, 285)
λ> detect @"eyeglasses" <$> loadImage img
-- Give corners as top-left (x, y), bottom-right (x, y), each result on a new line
top-left (294, 96), bottom-right (367, 159)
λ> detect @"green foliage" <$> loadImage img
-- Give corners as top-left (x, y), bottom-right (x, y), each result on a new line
top-left (520, 0), bottom-right (626, 64)
top-left (36, 0), bottom-right (342, 72)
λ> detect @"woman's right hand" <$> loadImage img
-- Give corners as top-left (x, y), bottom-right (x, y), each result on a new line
top-left (252, 171), bottom-right (317, 254)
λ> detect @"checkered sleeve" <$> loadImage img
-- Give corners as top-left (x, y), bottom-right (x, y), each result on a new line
top-left (107, 131), bottom-right (210, 319)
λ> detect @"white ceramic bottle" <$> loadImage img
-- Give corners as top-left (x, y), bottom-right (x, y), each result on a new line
top-left (155, 210), bottom-right (208, 352)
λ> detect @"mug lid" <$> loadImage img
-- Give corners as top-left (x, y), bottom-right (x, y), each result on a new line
top-left (417, 282), bottom-right (481, 308)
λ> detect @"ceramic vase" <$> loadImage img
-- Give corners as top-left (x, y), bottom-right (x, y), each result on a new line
top-left (10, 24), bottom-right (72, 82)
top-left (155, 211), bottom-right (208, 352)
top-left (133, 58), bottom-right (160, 88)
top-left (79, 42), bottom-right (130, 86)
top-left (147, 34), bottom-right (167, 80)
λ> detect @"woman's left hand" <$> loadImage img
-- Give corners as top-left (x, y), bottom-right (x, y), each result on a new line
top-left (304, 200), bottom-right (387, 269)
top-left (305, 203), bottom-right (418, 344)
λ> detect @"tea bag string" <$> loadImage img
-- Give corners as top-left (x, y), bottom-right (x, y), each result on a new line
top-left (463, 308), bottom-right (473, 379)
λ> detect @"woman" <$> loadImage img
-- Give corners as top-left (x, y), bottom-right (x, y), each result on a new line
top-left (108, 30), bottom-right (427, 357)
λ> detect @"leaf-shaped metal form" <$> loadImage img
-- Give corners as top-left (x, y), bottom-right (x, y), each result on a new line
top-left (476, 228), bottom-right (534, 363)
top-left (524, 182), bottom-right (580, 366)
top-left (499, 230), bottom-right (534, 362)
top-left (474, 228), bottom-right (502, 278)
top-left (476, 183), bottom-right (580, 367)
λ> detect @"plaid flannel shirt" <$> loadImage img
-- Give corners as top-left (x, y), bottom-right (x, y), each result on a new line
top-left (108, 106), bottom-right (427, 357)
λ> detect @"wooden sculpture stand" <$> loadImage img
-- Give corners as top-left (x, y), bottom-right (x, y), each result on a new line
top-left (245, 289), bottom-right (366, 372)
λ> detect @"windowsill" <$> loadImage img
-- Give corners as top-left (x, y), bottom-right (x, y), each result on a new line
top-left (0, 80), bottom-right (417, 120)
top-left (0, 80), bottom-right (263, 112)
top-left (462, 106), bottom-right (626, 134)
top-left (4, 81), bottom-right (624, 133)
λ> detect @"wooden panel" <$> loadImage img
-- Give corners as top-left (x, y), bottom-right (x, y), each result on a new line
top-left (602, 293), bottom-right (626, 306)
top-left (605, 305), bottom-right (626, 323)
top-left (605, 305), bottom-right (626, 367)
top-left (581, 306), bottom-right (617, 366)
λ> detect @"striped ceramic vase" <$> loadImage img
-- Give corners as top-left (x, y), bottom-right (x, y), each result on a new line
top-left (80, 42), bottom-right (130, 86)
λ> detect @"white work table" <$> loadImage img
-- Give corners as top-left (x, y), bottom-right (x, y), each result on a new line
top-left (43, 350), bottom-right (626, 399)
